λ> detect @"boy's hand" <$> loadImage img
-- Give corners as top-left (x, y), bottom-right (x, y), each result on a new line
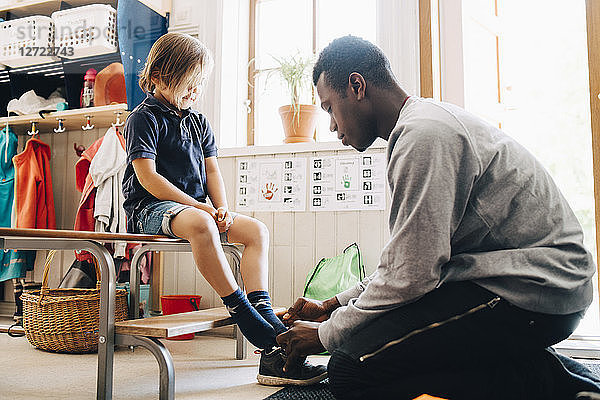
top-left (216, 206), bottom-right (233, 233)
top-left (194, 203), bottom-right (218, 219)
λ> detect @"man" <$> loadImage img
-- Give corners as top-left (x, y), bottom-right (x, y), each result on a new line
top-left (277, 35), bottom-right (600, 400)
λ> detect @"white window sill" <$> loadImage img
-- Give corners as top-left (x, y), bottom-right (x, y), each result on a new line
top-left (218, 138), bottom-right (388, 158)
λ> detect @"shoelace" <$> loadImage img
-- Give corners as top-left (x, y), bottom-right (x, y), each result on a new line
top-left (255, 346), bottom-right (283, 356)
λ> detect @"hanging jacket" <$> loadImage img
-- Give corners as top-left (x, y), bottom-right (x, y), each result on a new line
top-left (12, 137), bottom-right (56, 229)
top-left (73, 131), bottom-right (149, 279)
top-left (0, 127), bottom-right (17, 226)
top-left (0, 127), bottom-right (35, 282)
top-left (89, 126), bottom-right (127, 257)
top-left (74, 137), bottom-right (104, 234)
top-left (74, 137), bottom-right (103, 263)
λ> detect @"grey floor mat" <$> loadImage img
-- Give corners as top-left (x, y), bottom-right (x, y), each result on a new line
top-left (263, 379), bottom-right (334, 400)
top-left (263, 363), bottom-right (600, 400)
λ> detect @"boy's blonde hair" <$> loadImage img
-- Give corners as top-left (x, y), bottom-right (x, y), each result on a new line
top-left (139, 32), bottom-right (214, 109)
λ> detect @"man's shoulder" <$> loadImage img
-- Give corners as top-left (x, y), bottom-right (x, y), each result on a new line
top-left (391, 113), bottom-right (465, 150)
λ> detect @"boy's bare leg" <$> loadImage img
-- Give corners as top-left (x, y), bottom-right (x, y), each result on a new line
top-left (171, 208), bottom-right (281, 351)
top-left (170, 208), bottom-right (238, 296)
top-left (225, 215), bottom-right (269, 293)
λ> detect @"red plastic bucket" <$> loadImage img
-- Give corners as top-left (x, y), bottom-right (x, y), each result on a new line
top-left (160, 295), bottom-right (202, 340)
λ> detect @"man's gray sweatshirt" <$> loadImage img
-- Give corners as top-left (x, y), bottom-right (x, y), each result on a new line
top-left (318, 97), bottom-right (595, 351)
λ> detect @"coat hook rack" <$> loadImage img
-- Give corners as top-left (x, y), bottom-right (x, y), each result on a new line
top-left (112, 111), bottom-right (125, 128)
top-left (54, 118), bottom-right (66, 133)
top-left (27, 121), bottom-right (39, 136)
top-left (82, 115), bottom-right (94, 131)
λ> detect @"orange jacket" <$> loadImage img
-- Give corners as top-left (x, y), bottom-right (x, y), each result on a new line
top-left (12, 138), bottom-right (56, 229)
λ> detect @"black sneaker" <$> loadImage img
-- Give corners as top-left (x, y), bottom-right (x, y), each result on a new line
top-left (257, 347), bottom-right (328, 386)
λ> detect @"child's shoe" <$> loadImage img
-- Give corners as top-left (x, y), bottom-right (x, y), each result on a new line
top-left (257, 347), bottom-right (328, 386)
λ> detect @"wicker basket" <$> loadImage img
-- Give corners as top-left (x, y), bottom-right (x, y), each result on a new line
top-left (21, 251), bottom-right (128, 353)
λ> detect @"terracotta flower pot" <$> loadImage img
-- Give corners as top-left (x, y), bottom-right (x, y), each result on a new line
top-left (278, 104), bottom-right (319, 143)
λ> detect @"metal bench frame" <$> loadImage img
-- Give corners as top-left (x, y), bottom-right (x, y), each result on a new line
top-left (0, 228), bottom-right (246, 400)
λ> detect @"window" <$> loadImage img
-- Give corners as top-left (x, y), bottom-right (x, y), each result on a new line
top-left (248, 0), bottom-right (376, 146)
top-left (495, 0), bottom-right (597, 336)
top-left (434, 0), bottom-right (599, 336)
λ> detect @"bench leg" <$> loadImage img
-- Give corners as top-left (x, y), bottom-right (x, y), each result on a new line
top-left (130, 243), bottom-right (248, 360)
top-left (129, 247), bottom-right (146, 319)
top-left (116, 334), bottom-right (175, 400)
top-left (234, 325), bottom-right (247, 360)
top-left (225, 245), bottom-right (248, 360)
top-left (88, 242), bottom-right (118, 400)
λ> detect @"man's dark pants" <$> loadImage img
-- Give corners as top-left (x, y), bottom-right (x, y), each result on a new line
top-left (328, 281), bottom-right (599, 400)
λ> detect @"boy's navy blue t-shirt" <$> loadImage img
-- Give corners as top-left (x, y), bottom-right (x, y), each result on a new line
top-left (122, 93), bottom-right (217, 232)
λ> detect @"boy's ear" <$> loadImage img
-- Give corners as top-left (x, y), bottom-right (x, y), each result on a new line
top-left (150, 71), bottom-right (161, 86)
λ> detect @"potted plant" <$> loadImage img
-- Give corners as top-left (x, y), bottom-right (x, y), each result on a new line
top-left (272, 54), bottom-right (319, 143)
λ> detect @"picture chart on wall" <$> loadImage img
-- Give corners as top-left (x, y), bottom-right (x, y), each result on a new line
top-left (236, 158), bottom-right (307, 211)
top-left (309, 154), bottom-right (386, 211)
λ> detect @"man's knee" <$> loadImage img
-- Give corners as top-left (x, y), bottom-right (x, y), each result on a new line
top-left (328, 349), bottom-right (364, 399)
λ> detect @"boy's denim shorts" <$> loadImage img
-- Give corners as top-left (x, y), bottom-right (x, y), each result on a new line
top-left (133, 200), bottom-right (237, 242)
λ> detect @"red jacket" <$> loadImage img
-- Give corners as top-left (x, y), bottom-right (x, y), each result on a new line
top-left (13, 138), bottom-right (56, 229)
top-left (74, 137), bottom-right (104, 232)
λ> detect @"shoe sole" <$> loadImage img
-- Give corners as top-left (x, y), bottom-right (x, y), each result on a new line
top-left (256, 371), bottom-right (328, 386)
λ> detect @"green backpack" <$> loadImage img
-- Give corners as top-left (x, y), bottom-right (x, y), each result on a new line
top-left (303, 243), bottom-right (366, 301)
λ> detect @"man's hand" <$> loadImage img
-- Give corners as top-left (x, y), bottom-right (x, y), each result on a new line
top-left (276, 321), bottom-right (325, 372)
top-left (282, 296), bottom-right (341, 325)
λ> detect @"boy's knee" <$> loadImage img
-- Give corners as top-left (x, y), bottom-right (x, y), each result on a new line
top-left (182, 209), bottom-right (219, 239)
top-left (328, 349), bottom-right (364, 399)
top-left (243, 218), bottom-right (269, 245)
top-left (253, 219), bottom-right (269, 242)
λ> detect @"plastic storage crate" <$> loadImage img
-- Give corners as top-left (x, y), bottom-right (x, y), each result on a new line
top-left (0, 16), bottom-right (59, 67)
top-left (117, 283), bottom-right (152, 318)
top-left (52, 4), bottom-right (118, 59)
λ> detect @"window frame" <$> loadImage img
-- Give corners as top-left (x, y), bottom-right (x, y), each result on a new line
top-left (587, 0), bottom-right (600, 316)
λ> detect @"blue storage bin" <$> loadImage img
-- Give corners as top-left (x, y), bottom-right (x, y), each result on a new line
top-left (117, 283), bottom-right (151, 318)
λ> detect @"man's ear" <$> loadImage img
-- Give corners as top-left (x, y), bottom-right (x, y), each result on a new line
top-left (348, 72), bottom-right (366, 100)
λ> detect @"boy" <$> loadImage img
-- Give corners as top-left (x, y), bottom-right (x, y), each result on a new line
top-left (122, 32), bottom-right (326, 386)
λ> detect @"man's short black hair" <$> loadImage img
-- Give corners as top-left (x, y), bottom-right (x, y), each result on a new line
top-left (312, 35), bottom-right (395, 96)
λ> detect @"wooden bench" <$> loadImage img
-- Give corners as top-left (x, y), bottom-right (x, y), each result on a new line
top-left (0, 227), bottom-right (264, 400)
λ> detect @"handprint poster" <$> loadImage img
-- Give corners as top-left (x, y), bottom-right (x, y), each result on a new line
top-left (309, 154), bottom-right (386, 211)
top-left (236, 158), bottom-right (307, 211)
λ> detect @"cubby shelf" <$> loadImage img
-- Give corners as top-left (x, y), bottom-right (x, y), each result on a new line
top-left (0, 103), bottom-right (129, 134)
